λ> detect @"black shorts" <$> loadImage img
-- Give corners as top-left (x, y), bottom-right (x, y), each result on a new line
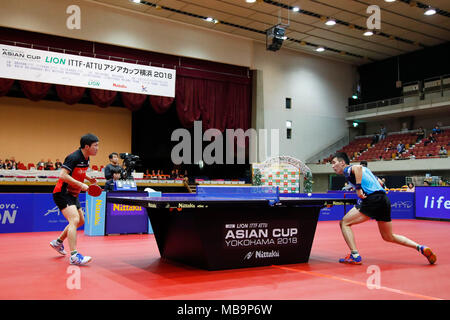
top-left (355, 191), bottom-right (391, 222)
top-left (53, 192), bottom-right (81, 211)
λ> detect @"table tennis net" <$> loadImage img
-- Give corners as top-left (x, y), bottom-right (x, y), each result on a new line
top-left (196, 186), bottom-right (279, 200)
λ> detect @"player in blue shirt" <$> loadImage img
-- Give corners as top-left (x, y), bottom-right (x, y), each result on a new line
top-left (331, 152), bottom-right (436, 265)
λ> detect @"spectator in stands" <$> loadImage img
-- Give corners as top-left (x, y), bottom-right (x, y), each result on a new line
top-left (37, 159), bottom-right (45, 170)
top-left (0, 159), bottom-right (3, 169)
top-left (342, 182), bottom-right (354, 191)
top-left (104, 152), bottom-right (123, 180)
top-left (55, 159), bottom-right (62, 170)
top-left (439, 146), bottom-right (448, 157)
top-left (416, 127), bottom-right (425, 142)
top-left (9, 157), bottom-right (18, 170)
top-left (379, 125), bottom-right (387, 140)
top-left (104, 167), bottom-right (122, 192)
top-left (424, 133), bottom-right (436, 146)
top-left (45, 159), bottom-right (54, 170)
top-left (384, 142), bottom-right (394, 152)
top-left (409, 151), bottom-right (416, 159)
top-left (371, 133), bottom-right (379, 146)
top-left (423, 181), bottom-right (431, 186)
top-left (432, 125), bottom-right (442, 135)
top-left (396, 141), bottom-right (405, 154)
top-left (406, 183), bottom-right (415, 192)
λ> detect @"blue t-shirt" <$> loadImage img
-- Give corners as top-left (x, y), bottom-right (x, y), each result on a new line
top-left (343, 166), bottom-right (385, 195)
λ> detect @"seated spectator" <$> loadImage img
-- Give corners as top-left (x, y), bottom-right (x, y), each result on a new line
top-left (37, 159), bottom-right (45, 170)
top-left (432, 125), bottom-right (442, 135)
top-left (439, 146), bottom-right (448, 157)
top-left (54, 159), bottom-right (62, 170)
top-left (45, 159), bottom-right (54, 170)
top-left (342, 182), bottom-right (354, 191)
top-left (406, 183), bottom-right (415, 192)
top-left (396, 141), bottom-right (405, 154)
top-left (371, 133), bottom-right (379, 146)
top-left (416, 127), bottom-right (425, 142)
top-left (423, 181), bottom-right (431, 186)
top-left (4, 159), bottom-right (16, 170)
top-left (409, 151), bottom-right (416, 159)
top-left (0, 159), bottom-right (4, 169)
top-left (104, 167), bottom-right (123, 192)
top-left (9, 157), bottom-right (18, 170)
top-left (384, 142), bottom-right (393, 152)
top-left (424, 133), bottom-right (436, 146)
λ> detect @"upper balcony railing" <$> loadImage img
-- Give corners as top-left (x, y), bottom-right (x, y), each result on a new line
top-left (347, 74), bottom-right (450, 113)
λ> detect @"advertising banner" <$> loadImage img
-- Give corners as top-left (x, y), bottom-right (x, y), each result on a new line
top-left (0, 193), bottom-right (86, 233)
top-left (33, 193), bottom-right (86, 232)
top-left (85, 192), bottom-right (106, 236)
top-left (0, 194), bottom-right (34, 233)
top-left (415, 187), bottom-right (450, 220)
top-left (0, 44), bottom-right (176, 97)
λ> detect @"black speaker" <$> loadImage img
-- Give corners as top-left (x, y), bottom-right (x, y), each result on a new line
top-left (266, 25), bottom-right (285, 51)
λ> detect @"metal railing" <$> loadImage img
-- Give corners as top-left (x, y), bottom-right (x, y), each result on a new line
top-left (347, 74), bottom-right (450, 113)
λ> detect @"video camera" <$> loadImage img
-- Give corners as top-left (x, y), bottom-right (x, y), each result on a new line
top-left (119, 153), bottom-right (140, 180)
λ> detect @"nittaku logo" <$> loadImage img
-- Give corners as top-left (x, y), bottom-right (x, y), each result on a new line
top-left (391, 201), bottom-right (413, 209)
top-left (244, 252), bottom-right (254, 260)
top-left (244, 250), bottom-right (279, 260)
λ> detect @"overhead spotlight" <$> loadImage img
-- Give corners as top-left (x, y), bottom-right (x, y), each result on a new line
top-left (325, 18), bottom-right (336, 26)
top-left (384, 0), bottom-right (396, 2)
top-left (205, 17), bottom-right (214, 22)
top-left (131, 0), bottom-right (141, 3)
top-left (316, 47), bottom-right (325, 52)
top-left (424, 7), bottom-right (436, 15)
top-left (363, 30), bottom-right (374, 36)
top-left (292, 7), bottom-right (300, 12)
top-left (246, 0), bottom-right (256, 3)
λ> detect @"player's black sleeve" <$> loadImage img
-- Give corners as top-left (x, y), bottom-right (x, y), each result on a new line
top-left (62, 152), bottom-right (78, 173)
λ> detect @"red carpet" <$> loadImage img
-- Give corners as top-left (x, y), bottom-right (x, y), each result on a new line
top-left (0, 219), bottom-right (448, 300)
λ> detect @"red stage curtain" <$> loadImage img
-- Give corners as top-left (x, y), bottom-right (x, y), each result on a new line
top-left (55, 85), bottom-right (86, 105)
top-left (149, 95), bottom-right (174, 114)
top-left (175, 77), bottom-right (205, 129)
top-left (19, 80), bottom-right (51, 101)
top-left (175, 76), bottom-right (251, 132)
top-left (0, 78), bottom-right (14, 97)
top-left (121, 92), bottom-right (147, 111)
top-left (90, 89), bottom-right (117, 108)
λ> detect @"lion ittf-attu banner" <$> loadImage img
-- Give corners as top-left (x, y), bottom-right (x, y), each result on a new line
top-left (0, 44), bottom-right (176, 97)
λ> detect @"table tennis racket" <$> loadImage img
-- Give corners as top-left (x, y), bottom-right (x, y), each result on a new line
top-left (87, 184), bottom-right (102, 197)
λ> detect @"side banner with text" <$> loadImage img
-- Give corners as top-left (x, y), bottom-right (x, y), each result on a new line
top-left (0, 44), bottom-right (176, 97)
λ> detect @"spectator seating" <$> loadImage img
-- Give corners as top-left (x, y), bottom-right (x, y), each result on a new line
top-left (321, 127), bottom-right (450, 163)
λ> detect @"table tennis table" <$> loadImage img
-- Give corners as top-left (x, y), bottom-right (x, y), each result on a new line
top-left (108, 186), bottom-right (357, 270)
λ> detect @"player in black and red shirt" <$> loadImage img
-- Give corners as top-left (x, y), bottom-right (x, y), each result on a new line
top-left (49, 133), bottom-right (99, 265)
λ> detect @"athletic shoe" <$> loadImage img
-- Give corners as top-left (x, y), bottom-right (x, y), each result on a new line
top-left (70, 253), bottom-right (92, 266)
top-left (49, 240), bottom-right (66, 255)
top-left (339, 253), bottom-right (362, 265)
top-left (419, 246), bottom-right (437, 265)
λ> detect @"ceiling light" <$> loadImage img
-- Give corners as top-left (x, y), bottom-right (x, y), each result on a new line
top-left (131, 0), bottom-right (141, 3)
top-left (205, 17), bottom-right (214, 22)
top-left (316, 47), bottom-right (325, 52)
top-left (292, 7), bottom-right (300, 12)
top-left (384, 0), bottom-right (396, 2)
top-left (325, 18), bottom-right (336, 26)
top-left (246, 0), bottom-right (256, 3)
top-left (363, 30), bottom-right (374, 36)
top-left (424, 7), bottom-right (436, 15)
